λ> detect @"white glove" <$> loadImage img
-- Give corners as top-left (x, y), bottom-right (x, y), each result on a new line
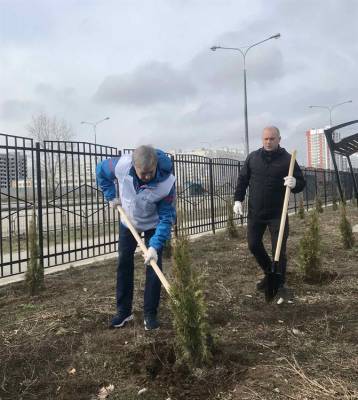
top-left (233, 201), bottom-right (243, 216)
top-left (284, 176), bottom-right (296, 189)
top-left (109, 198), bottom-right (121, 208)
top-left (144, 246), bottom-right (158, 265)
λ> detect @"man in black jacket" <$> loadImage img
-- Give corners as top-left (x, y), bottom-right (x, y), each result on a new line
top-left (233, 126), bottom-right (305, 301)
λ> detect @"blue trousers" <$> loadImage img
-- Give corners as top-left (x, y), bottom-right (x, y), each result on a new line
top-left (116, 223), bottom-right (163, 316)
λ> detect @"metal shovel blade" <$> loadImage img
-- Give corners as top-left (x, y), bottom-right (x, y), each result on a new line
top-left (265, 261), bottom-right (281, 302)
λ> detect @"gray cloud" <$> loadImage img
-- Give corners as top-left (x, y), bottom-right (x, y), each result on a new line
top-left (94, 61), bottom-right (197, 106)
top-left (1, 99), bottom-right (40, 121)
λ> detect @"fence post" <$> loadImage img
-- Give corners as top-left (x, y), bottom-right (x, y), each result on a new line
top-left (209, 159), bottom-right (215, 234)
top-left (171, 154), bottom-right (179, 238)
top-left (35, 142), bottom-right (44, 269)
top-left (323, 169), bottom-right (327, 206)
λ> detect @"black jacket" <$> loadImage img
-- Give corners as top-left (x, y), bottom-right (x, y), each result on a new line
top-left (234, 146), bottom-right (305, 219)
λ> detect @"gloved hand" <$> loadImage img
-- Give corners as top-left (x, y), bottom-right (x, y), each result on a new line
top-left (109, 198), bottom-right (121, 208)
top-left (144, 246), bottom-right (158, 265)
top-left (284, 176), bottom-right (296, 189)
top-left (233, 201), bottom-right (243, 216)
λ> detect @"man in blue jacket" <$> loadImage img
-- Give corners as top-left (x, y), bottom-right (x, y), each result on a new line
top-left (96, 145), bottom-right (176, 330)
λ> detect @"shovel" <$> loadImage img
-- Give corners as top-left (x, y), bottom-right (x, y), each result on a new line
top-left (116, 205), bottom-right (171, 295)
top-left (265, 150), bottom-right (297, 303)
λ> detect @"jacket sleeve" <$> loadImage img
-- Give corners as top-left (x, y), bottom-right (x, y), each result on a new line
top-left (234, 156), bottom-right (251, 202)
top-left (96, 158), bottom-right (119, 201)
top-left (149, 184), bottom-right (176, 250)
top-left (292, 161), bottom-right (306, 194)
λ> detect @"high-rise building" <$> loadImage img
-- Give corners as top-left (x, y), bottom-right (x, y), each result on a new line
top-left (306, 128), bottom-right (345, 170)
top-left (0, 152), bottom-right (26, 188)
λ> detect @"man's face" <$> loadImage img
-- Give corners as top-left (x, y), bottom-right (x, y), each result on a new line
top-left (262, 128), bottom-right (280, 151)
top-left (134, 164), bottom-right (157, 183)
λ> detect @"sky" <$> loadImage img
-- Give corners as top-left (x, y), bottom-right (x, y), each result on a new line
top-left (1, 0), bottom-right (358, 164)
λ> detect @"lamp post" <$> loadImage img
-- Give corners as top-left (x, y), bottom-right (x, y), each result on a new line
top-left (308, 100), bottom-right (353, 126)
top-left (81, 117), bottom-right (110, 145)
top-left (211, 33), bottom-right (281, 157)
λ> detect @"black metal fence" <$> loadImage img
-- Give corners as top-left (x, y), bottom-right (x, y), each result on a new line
top-left (1, 133), bottom-right (357, 279)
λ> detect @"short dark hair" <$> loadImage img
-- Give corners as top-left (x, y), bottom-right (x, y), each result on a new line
top-left (132, 145), bottom-right (157, 170)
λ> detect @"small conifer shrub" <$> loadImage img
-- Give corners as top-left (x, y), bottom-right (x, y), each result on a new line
top-left (25, 207), bottom-right (44, 295)
top-left (226, 200), bottom-right (238, 238)
top-left (299, 210), bottom-right (321, 282)
top-left (315, 195), bottom-right (323, 213)
top-left (332, 195), bottom-right (338, 211)
top-left (169, 234), bottom-right (212, 367)
top-left (298, 197), bottom-right (305, 219)
top-left (339, 204), bottom-right (355, 249)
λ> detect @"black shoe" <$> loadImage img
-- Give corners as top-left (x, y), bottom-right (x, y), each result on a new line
top-left (144, 314), bottom-right (159, 331)
top-left (256, 275), bottom-right (268, 292)
top-left (110, 313), bottom-right (134, 328)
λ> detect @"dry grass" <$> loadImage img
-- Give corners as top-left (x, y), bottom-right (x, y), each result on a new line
top-left (0, 205), bottom-right (357, 399)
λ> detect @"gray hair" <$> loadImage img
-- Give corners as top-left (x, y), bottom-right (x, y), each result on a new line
top-left (263, 126), bottom-right (281, 138)
top-left (132, 145), bottom-right (158, 170)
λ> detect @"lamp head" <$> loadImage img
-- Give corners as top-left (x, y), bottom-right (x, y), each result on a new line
top-left (272, 33), bottom-right (281, 39)
top-left (210, 46), bottom-right (218, 51)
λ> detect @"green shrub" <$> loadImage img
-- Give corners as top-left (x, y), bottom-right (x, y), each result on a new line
top-left (339, 204), bottom-right (355, 249)
top-left (169, 235), bottom-right (212, 367)
top-left (315, 195), bottom-right (323, 213)
top-left (332, 195), bottom-right (338, 211)
top-left (162, 239), bottom-right (172, 258)
top-left (226, 200), bottom-right (238, 238)
top-left (25, 207), bottom-right (44, 295)
top-left (298, 197), bottom-right (305, 219)
top-left (298, 210), bottom-right (321, 282)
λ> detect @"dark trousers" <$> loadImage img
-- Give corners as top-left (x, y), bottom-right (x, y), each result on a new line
top-left (247, 217), bottom-right (289, 284)
top-left (116, 223), bottom-right (163, 316)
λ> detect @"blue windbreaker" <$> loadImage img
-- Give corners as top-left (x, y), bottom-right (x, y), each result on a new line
top-left (96, 150), bottom-right (176, 250)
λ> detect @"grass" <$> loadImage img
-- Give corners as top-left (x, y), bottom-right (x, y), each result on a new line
top-left (0, 205), bottom-right (357, 399)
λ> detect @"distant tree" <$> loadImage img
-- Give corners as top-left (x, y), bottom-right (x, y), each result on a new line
top-left (27, 112), bottom-right (73, 143)
top-left (27, 112), bottom-right (74, 193)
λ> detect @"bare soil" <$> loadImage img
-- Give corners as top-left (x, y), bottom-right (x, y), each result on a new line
top-left (0, 205), bottom-right (357, 400)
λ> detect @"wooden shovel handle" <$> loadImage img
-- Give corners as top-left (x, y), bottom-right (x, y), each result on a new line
top-left (274, 150), bottom-right (297, 262)
top-left (116, 205), bottom-right (171, 294)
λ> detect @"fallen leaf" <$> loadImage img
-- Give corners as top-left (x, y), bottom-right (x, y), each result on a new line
top-left (292, 328), bottom-right (304, 336)
top-left (67, 367), bottom-right (76, 375)
top-left (138, 388), bottom-right (148, 395)
top-left (97, 384), bottom-right (114, 399)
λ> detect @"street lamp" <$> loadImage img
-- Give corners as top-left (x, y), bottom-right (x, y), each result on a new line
top-left (308, 100), bottom-right (353, 126)
top-left (211, 33), bottom-right (281, 157)
top-left (81, 117), bottom-right (110, 145)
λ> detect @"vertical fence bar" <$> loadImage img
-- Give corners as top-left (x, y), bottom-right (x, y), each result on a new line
top-left (64, 142), bottom-right (71, 263)
top-left (70, 142), bottom-right (77, 261)
top-left (209, 159), bottom-right (215, 234)
top-left (35, 142), bottom-right (44, 270)
top-left (57, 142), bottom-right (64, 263)
top-left (5, 136), bottom-right (13, 274)
top-left (44, 143), bottom-right (50, 268)
top-left (14, 138), bottom-right (21, 271)
top-left (323, 169), bottom-right (327, 206)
